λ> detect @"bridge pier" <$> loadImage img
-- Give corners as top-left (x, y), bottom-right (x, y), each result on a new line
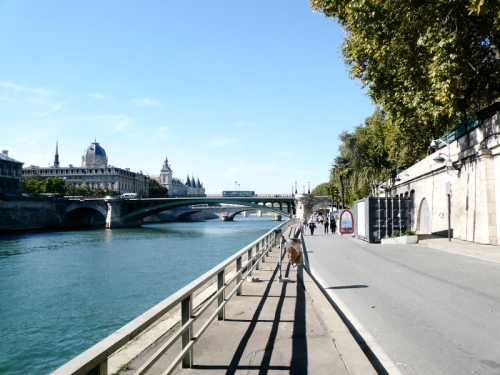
top-left (106, 199), bottom-right (142, 228)
top-left (273, 214), bottom-right (282, 221)
top-left (294, 194), bottom-right (332, 219)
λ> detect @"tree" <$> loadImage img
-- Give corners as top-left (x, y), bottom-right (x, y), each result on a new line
top-left (44, 177), bottom-right (66, 195)
top-left (331, 155), bottom-right (350, 209)
top-left (149, 179), bottom-right (169, 197)
top-left (310, 0), bottom-right (500, 163)
top-left (23, 179), bottom-right (45, 195)
top-left (75, 186), bottom-right (91, 196)
top-left (105, 189), bottom-right (118, 196)
top-left (326, 185), bottom-right (341, 210)
top-left (311, 182), bottom-right (329, 195)
top-left (93, 187), bottom-right (106, 197)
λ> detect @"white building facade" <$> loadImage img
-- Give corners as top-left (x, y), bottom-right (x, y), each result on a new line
top-left (152, 155), bottom-right (205, 196)
top-left (22, 140), bottom-right (149, 195)
top-left (390, 102), bottom-right (500, 245)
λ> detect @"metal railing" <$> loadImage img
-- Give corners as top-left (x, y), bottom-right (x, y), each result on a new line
top-left (145, 194), bottom-right (294, 199)
top-left (51, 218), bottom-right (298, 375)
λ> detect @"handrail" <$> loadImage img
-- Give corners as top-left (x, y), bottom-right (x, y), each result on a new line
top-left (51, 218), bottom-right (298, 375)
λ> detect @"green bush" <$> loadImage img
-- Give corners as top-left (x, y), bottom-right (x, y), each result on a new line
top-left (404, 228), bottom-right (415, 236)
top-left (390, 230), bottom-right (400, 238)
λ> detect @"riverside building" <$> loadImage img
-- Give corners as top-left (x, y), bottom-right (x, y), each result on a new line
top-left (22, 140), bottom-right (149, 195)
top-left (0, 150), bottom-right (24, 195)
top-left (151, 155), bottom-right (205, 195)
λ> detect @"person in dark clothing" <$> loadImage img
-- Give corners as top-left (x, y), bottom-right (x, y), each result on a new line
top-left (324, 217), bottom-right (329, 233)
top-left (308, 218), bottom-right (316, 235)
top-left (330, 217), bottom-right (336, 234)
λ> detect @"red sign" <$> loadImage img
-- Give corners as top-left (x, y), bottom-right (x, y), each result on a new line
top-left (340, 210), bottom-right (354, 234)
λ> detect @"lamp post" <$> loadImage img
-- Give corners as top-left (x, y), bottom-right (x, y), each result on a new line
top-left (308, 181), bottom-right (310, 194)
top-left (295, 181), bottom-right (297, 194)
top-left (430, 136), bottom-right (454, 242)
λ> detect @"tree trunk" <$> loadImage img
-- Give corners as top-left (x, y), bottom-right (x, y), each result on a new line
top-left (340, 174), bottom-right (345, 209)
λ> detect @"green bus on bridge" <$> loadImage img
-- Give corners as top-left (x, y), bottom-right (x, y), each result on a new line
top-left (222, 191), bottom-right (255, 197)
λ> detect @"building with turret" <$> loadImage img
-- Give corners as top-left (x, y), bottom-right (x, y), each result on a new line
top-left (22, 140), bottom-right (149, 195)
top-left (152, 155), bottom-right (205, 195)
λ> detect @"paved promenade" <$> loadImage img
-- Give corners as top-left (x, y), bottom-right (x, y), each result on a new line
top-left (118, 240), bottom-right (376, 374)
top-left (303, 230), bottom-right (500, 375)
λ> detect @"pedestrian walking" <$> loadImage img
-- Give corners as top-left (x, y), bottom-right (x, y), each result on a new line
top-left (318, 214), bottom-right (324, 226)
top-left (308, 217), bottom-right (316, 235)
top-left (330, 217), bottom-right (336, 234)
top-left (300, 217), bottom-right (307, 235)
top-left (324, 217), bottom-right (329, 233)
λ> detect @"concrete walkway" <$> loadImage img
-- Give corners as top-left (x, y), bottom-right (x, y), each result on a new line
top-left (119, 241), bottom-right (376, 375)
top-left (303, 230), bottom-right (500, 375)
top-left (417, 234), bottom-right (500, 263)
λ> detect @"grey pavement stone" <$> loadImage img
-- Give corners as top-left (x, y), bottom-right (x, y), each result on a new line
top-left (117, 244), bottom-right (373, 374)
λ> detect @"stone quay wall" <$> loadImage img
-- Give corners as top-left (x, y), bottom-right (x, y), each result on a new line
top-left (0, 199), bottom-right (60, 231)
top-left (391, 104), bottom-right (500, 245)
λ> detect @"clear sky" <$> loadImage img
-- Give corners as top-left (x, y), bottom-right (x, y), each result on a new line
top-left (0, 0), bottom-right (374, 194)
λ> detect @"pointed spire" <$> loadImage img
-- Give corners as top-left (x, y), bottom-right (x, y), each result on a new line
top-left (54, 139), bottom-right (60, 167)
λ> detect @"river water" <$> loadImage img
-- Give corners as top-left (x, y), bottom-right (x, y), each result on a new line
top-left (0, 216), bottom-right (284, 375)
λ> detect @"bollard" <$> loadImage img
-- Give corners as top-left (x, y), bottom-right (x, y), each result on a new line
top-left (236, 256), bottom-right (242, 296)
top-left (181, 295), bottom-right (192, 368)
top-left (217, 270), bottom-right (225, 320)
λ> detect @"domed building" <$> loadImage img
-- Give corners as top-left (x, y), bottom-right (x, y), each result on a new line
top-left (152, 155), bottom-right (205, 196)
top-left (82, 140), bottom-right (108, 167)
top-left (23, 140), bottom-right (149, 195)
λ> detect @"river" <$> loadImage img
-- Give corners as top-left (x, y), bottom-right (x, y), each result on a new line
top-left (0, 216), bottom-right (284, 375)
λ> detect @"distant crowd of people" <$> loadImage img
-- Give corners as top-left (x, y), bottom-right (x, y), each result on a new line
top-left (300, 212), bottom-right (336, 236)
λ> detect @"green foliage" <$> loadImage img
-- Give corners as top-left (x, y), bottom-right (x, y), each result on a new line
top-left (404, 228), bottom-right (415, 236)
top-left (105, 188), bottom-right (119, 196)
top-left (326, 108), bottom-right (397, 206)
top-left (76, 185), bottom-right (91, 196)
top-left (44, 177), bottom-right (66, 195)
top-left (311, 182), bottom-right (329, 195)
top-left (310, 0), bottom-right (500, 164)
top-left (149, 178), bottom-right (169, 196)
top-left (391, 230), bottom-right (400, 238)
top-left (93, 187), bottom-right (106, 197)
top-left (23, 179), bottom-right (45, 195)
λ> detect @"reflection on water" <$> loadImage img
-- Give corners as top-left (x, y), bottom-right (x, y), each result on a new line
top-left (0, 216), bottom-right (283, 375)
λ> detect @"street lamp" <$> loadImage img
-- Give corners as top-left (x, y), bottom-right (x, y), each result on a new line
top-left (430, 136), bottom-right (454, 241)
top-left (295, 181), bottom-right (297, 194)
top-left (308, 181), bottom-right (310, 194)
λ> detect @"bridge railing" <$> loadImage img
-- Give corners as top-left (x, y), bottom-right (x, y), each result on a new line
top-left (51, 218), bottom-right (298, 375)
top-left (145, 194), bottom-right (294, 199)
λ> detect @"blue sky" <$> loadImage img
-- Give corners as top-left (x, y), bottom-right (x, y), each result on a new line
top-left (0, 0), bottom-right (374, 194)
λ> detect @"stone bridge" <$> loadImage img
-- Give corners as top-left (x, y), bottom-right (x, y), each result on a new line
top-left (0, 194), bottom-right (330, 230)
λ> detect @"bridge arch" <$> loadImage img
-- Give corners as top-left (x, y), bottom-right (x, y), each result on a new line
top-left (61, 203), bottom-right (108, 227)
top-left (121, 198), bottom-right (293, 222)
top-left (175, 210), bottom-right (202, 221)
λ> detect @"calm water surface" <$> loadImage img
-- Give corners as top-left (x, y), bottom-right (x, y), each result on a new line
top-left (0, 216), bottom-right (284, 375)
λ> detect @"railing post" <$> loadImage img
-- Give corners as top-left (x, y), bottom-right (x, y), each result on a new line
top-left (236, 256), bottom-right (242, 296)
top-left (100, 358), bottom-right (108, 375)
top-left (217, 270), bottom-right (225, 320)
top-left (181, 295), bottom-right (192, 368)
top-left (261, 239), bottom-right (265, 262)
top-left (256, 243), bottom-right (260, 270)
top-left (247, 248), bottom-right (253, 277)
